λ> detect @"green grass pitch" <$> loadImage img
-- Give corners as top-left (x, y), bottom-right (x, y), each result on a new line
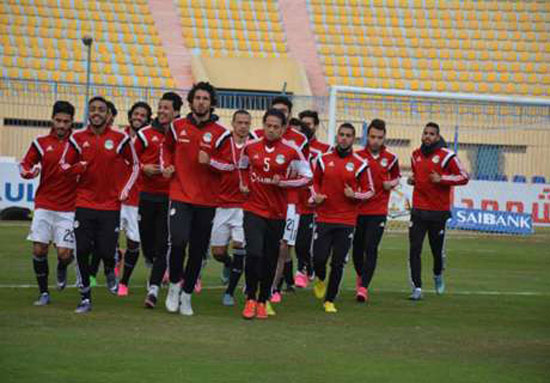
top-left (1, 221), bottom-right (549, 382)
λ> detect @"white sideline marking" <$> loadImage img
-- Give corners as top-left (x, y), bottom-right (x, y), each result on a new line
top-left (1, 284), bottom-right (548, 297)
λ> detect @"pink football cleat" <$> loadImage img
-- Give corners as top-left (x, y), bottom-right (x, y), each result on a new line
top-left (117, 283), bottom-right (128, 297)
top-left (294, 271), bottom-right (309, 288)
top-left (270, 291), bottom-right (282, 303)
top-left (356, 287), bottom-right (368, 303)
top-left (194, 278), bottom-right (202, 294)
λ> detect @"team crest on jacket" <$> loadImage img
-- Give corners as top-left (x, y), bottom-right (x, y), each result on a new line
top-left (83, 141), bottom-right (90, 148)
top-left (380, 158), bottom-right (388, 167)
top-left (152, 136), bottom-right (159, 142)
top-left (104, 140), bottom-right (114, 150)
top-left (432, 155), bottom-right (440, 164)
top-left (275, 154), bottom-right (285, 164)
top-left (345, 162), bottom-right (355, 172)
top-left (287, 139), bottom-right (296, 147)
top-left (203, 132), bottom-right (213, 143)
top-left (179, 130), bottom-right (187, 136)
top-left (46, 145), bottom-right (54, 152)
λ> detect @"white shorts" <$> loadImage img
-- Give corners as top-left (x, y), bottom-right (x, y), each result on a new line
top-left (27, 208), bottom-right (75, 249)
top-left (120, 204), bottom-right (140, 242)
top-left (283, 204), bottom-right (300, 246)
top-left (210, 207), bottom-right (244, 247)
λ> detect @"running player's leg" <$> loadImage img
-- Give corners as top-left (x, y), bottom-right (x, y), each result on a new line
top-left (325, 226), bottom-right (354, 306)
top-left (259, 219), bottom-right (285, 304)
top-left (119, 205), bottom-right (141, 292)
top-left (352, 215), bottom-right (367, 291)
top-left (294, 213), bottom-right (313, 287)
top-left (145, 199), bottom-right (169, 308)
top-left (52, 210), bottom-right (75, 291)
top-left (242, 212), bottom-right (267, 318)
top-left (74, 208), bottom-right (96, 309)
top-left (427, 219), bottom-right (447, 294)
top-left (138, 198), bottom-right (156, 267)
top-left (361, 216), bottom-right (386, 289)
top-left (408, 215), bottom-right (429, 299)
top-left (224, 209), bottom-right (246, 303)
top-left (211, 208), bottom-right (233, 284)
top-left (312, 223), bottom-right (333, 300)
top-left (27, 209), bottom-right (53, 304)
top-left (94, 210), bottom-right (120, 294)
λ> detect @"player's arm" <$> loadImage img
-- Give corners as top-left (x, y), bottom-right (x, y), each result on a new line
top-left (59, 135), bottom-right (87, 176)
top-left (19, 140), bottom-right (42, 179)
top-left (118, 135), bottom-right (140, 201)
top-left (439, 155), bottom-right (469, 186)
top-left (309, 157), bottom-right (326, 205)
top-left (352, 161), bottom-right (375, 200)
top-left (160, 123), bottom-right (176, 178)
top-left (277, 149), bottom-right (313, 188)
top-left (199, 135), bottom-right (235, 172)
top-left (385, 156), bottom-right (401, 189)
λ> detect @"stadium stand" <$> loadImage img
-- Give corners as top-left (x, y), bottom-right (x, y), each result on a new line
top-left (307, 0), bottom-right (550, 97)
top-left (0, 0), bottom-right (175, 88)
top-left (176, 0), bottom-right (288, 58)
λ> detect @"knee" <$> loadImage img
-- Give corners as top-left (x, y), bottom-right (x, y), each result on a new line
top-left (33, 243), bottom-right (48, 257)
top-left (127, 239), bottom-right (140, 251)
top-left (211, 247), bottom-right (229, 263)
top-left (57, 248), bottom-right (73, 261)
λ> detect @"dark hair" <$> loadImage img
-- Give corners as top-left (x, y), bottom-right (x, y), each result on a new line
top-left (161, 92), bottom-right (183, 112)
top-left (187, 81), bottom-right (218, 108)
top-left (263, 108), bottom-right (287, 127)
top-left (88, 96), bottom-right (108, 108)
top-left (288, 117), bottom-right (302, 128)
top-left (425, 121), bottom-right (440, 133)
top-left (128, 101), bottom-right (152, 124)
top-left (52, 100), bottom-right (75, 118)
top-left (232, 109), bottom-right (251, 121)
top-left (367, 118), bottom-right (386, 134)
top-left (338, 122), bottom-right (356, 136)
top-left (270, 96), bottom-right (293, 114)
top-left (106, 100), bottom-right (118, 117)
top-left (298, 110), bottom-right (319, 126)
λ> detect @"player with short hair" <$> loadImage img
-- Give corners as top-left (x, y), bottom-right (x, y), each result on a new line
top-left (293, 110), bottom-right (331, 287)
top-left (198, 109), bottom-right (252, 306)
top-left (353, 119), bottom-right (400, 302)
top-left (116, 101), bottom-right (153, 296)
top-left (310, 123), bottom-right (374, 313)
top-left (407, 122), bottom-right (469, 300)
top-left (61, 96), bottom-right (139, 313)
top-left (239, 108), bottom-right (312, 319)
top-left (136, 93), bottom-right (181, 308)
top-left (161, 82), bottom-right (230, 316)
top-left (20, 101), bottom-right (77, 306)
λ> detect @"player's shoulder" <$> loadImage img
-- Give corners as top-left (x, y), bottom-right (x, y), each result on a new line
top-left (34, 132), bottom-right (52, 145)
top-left (411, 147), bottom-right (422, 157)
top-left (352, 152), bottom-right (369, 165)
top-left (244, 136), bottom-right (263, 150)
top-left (109, 126), bottom-right (130, 142)
top-left (382, 146), bottom-right (398, 160)
top-left (288, 127), bottom-right (308, 143)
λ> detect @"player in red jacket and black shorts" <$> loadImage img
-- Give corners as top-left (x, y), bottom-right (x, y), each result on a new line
top-left (116, 101), bottom-right (153, 296)
top-left (353, 119), bottom-right (400, 302)
top-left (294, 110), bottom-right (331, 288)
top-left (407, 122), bottom-right (469, 300)
top-left (310, 123), bottom-right (374, 313)
top-left (20, 101), bottom-right (77, 306)
top-left (161, 82), bottom-right (230, 316)
top-left (136, 93), bottom-right (182, 309)
top-left (61, 96), bottom-right (139, 313)
top-left (239, 108), bottom-right (312, 320)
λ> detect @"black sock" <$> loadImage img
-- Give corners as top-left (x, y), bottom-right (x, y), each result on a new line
top-left (80, 286), bottom-right (91, 301)
top-left (57, 255), bottom-right (73, 272)
top-left (121, 247), bottom-right (139, 285)
top-left (226, 249), bottom-right (245, 296)
top-left (283, 260), bottom-right (294, 287)
top-left (33, 255), bottom-right (49, 294)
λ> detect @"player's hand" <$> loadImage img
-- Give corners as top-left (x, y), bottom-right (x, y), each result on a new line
top-left (143, 164), bottom-right (161, 176)
top-left (162, 165), bottom-right (175, 178)
top-left (344, 184), bottom-right (355, 198)
top-left (20, 166), bottom-right (40, 179)
top-left (239, 182), bottom-right (250, 195)
top-left (407, 175), bottom-right (415, 185)
top-left (272, 174), bottom-right (281, 185)
top-left (312, 193), bottom-right (327, 205)
top-left (198, 150), bottom-right (210, 165)
top-left (382, 180), bottom-right (393, 191)
top-left (429, 171), bottom-right (441, 184)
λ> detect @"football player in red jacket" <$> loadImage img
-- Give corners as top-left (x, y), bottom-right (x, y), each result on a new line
top-left (20, 101), bottom-right (77, 306)
top-left (407, 122), bottom-right (469, 300)
top-left (310, 123), bottom-right (374, 313)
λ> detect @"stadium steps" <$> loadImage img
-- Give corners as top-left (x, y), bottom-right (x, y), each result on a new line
top-left (278, 0), bottom-right (328, 96)
top-left (147, 0), bottom-right (193, 89)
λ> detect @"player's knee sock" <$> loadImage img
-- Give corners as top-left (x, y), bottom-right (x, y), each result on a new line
top-left (121, 246), bottom-right (139, 286)
top-left (226, 248), bottom-right (245, 296)
top-left (283, 260), bottom-right (294, 287)
top-left (33, 255), bottom-right (49, 294)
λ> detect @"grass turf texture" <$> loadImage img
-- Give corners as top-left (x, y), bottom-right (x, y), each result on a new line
top-left (1, 221), bottom-right (549, 382)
